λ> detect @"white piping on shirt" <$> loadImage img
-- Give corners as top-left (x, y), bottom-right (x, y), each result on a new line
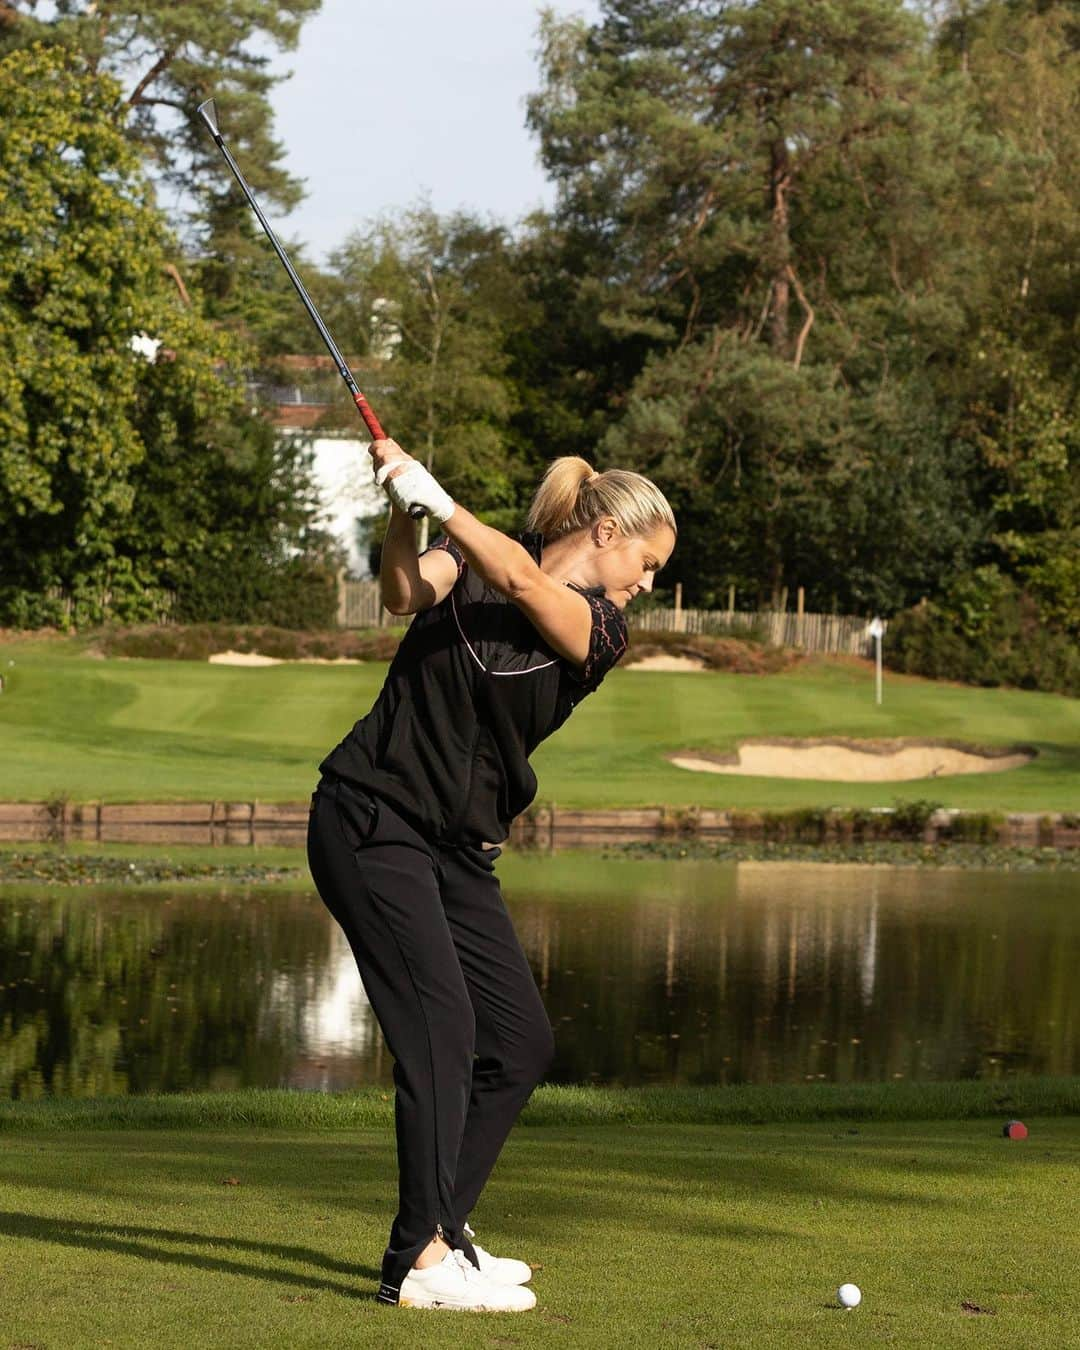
top-left (451, 590), bottom-right (559, 678)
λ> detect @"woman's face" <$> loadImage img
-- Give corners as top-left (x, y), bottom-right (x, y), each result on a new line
top-left (590, 519), bottom-right (676, 610)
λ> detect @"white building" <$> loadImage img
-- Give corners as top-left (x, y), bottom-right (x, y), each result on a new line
top-left (267, 356), bottom-right (387, 577)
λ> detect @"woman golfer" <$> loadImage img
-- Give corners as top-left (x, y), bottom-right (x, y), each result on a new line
top-left (307, 440), bottom-right (676, 1312)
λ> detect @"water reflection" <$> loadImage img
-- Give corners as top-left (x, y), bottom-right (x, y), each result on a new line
top-left (0, 859), bottom-right (1077, 1096)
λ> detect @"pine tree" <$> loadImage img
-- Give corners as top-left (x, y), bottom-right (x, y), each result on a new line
top-left (526, 0), bottom-right (996, 609)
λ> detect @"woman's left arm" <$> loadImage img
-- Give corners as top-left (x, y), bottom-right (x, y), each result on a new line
top-left (441, 505), bottom-right (540, 598)
top-left (373, 439), bottom-right (537, 598)
top-left (376, 443), bottom-right (592, 667)
top-left (443, 507), bottom-right (592, 668)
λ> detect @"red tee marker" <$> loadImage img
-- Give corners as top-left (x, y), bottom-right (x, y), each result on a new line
top-left (1002, 1120), bottom-right (1028, 1140)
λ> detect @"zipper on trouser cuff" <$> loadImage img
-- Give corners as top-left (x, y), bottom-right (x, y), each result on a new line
top-left (378, 1225), bottom-right (445, 1308)
top-left (388, 1224), bottom-right (448, 1308)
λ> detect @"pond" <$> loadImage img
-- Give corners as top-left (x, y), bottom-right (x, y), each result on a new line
top-left (1, 856), bottom-right (1076, 1097)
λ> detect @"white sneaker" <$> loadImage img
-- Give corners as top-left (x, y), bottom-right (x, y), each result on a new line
top-left (463, 1221), bottom-right (534, 1285)
top-left (397, 1248), bottom-right (536, 1311)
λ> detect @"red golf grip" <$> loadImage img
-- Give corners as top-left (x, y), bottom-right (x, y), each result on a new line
top-left (353, 391), bottom-right (386, 441)
top-left (357, 392), bottom-right (425, 520)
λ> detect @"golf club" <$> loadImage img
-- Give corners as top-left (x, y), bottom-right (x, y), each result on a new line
top-left (197, 97), bottom-right (425, 519)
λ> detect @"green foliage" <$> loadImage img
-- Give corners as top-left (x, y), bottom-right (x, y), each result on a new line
top-left (3, 2), bottom-right (1077, 657)
top-left (0, 45), bottom-right (191, 623)
top-left (523, 0), bottom-right (1000, 611)
top-left (173, 549), bottom-right (339, 630)
top-left (0, 0), bottom-right (320, 218)
top-left (0, 46), bottom-right (336, 630)
top-left (890, 799), bottom-right (943, 839)
top-left (0, 1), bottom-right (329, 370)
top-left (325, 208), bottom-right (531, 545)
top-left (885, 569), bottom-right (1080, 696)
top-left (941, 811), bottom-right (1006, 845)
top-left (516, 0), bottom-right (1076, 651)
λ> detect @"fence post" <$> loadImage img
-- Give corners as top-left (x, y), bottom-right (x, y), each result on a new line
top-left (727, 584), bottom-right (735, 618)
top-left (336, 568), bottom-right (348, 628)
top-left (796, 586), bottom-right (805, 647)
top-left (674, 582), bottom-right (683, 631)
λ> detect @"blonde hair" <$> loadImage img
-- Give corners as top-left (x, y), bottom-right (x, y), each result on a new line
top-left (524, 457), bottom-right (676, 544)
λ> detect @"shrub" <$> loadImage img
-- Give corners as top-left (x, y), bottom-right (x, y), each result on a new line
top-left (942, 812), bottom-right (1006, 844)
top-left (624, 628), bottom-right (801, 674)
top-left (173, 554), bottom-right (340, 631)
top-left (891, 798), bottom-right (942, 840)
top-left (96, 624), bottom-right (406, 662)
top-left (885, 569), bottom-right (1080, 696)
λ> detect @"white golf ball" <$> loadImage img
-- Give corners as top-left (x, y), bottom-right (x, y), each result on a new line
top-left (837, 1282), bottom-right (862, 1308)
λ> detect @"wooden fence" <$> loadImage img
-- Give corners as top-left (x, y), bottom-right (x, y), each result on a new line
top-left (336, 576), bottom-right (881, 656)
top-left (337, 576), bottom-right (398, 629)
top-left (630, 607), bottom-right (881, 656)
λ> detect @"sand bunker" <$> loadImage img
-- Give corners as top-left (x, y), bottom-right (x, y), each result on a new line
top-left (210, 648), bottom-right (705, 671)
top-left (208, 651), bottom-right (362, 666)
top-left (624, 654), bottom-right (708, 672)
top-left (669, 738), bottom-right (1035, 782)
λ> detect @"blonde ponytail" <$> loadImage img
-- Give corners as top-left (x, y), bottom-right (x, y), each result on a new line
top-left (525, 456), bottom-right (676, 544)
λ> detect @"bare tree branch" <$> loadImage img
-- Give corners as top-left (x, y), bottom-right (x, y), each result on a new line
top-left (785, 264), bottom-right (814, 370)
top-left (128, 49), bottom-right (177, 107)
top-left (163, 263), bottom-right (191, 306)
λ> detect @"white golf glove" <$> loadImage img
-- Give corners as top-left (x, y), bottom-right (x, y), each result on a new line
top-left (374, 459), bottom-right (456, 523)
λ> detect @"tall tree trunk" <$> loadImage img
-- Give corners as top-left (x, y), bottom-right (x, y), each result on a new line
top-left (767, 137), bottom-right (792, 356)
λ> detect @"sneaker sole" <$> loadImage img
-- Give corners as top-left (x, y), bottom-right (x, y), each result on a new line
top-left (398, 1297), bottom-right (535, 1312)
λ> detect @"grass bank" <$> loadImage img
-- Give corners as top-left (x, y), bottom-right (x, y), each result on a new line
top-left (2, 839), bottom-right (1078, 889)
top-left (1, 637), bottom-right (1078, 810)
top-left (1, 1077), bottom-right (1078, 1131)
top-left (0, 1107), bottom-right (1075, 1347)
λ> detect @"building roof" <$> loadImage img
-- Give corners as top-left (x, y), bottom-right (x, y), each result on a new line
top-left (258, 354), bottom-right (388, 431)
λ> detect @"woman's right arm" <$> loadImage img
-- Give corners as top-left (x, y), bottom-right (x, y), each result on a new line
top-left (380, 505), bottom-right (459, 614)
top-left (371, 439), bottom-right (458, 615)
top-left (374, 438), bottom-right (593, 666)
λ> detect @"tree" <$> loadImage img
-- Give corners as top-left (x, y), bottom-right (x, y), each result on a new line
top-left (0, 1), bottom-right (328, 376)
top-left (327, 208), bottom-right (530, 548)
top-left (0, 45), bottom-right (334, 628)
top-left (526, 0), bottom-right (1000, 609)
top-left (935, 0), bottom-right (1080, 634)
top-left (0, 0), bottom-right (319, 219)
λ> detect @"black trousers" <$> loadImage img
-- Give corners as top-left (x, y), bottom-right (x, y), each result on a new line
top-left (306, 775), bottom-right (556, 1303)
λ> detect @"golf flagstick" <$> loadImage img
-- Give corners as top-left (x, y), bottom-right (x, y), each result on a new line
top-left (197, 98), bottom-right (425, 520)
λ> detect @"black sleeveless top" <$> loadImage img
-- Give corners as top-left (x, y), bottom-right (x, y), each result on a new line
top-left (318, 531), bottom-right (628, 846)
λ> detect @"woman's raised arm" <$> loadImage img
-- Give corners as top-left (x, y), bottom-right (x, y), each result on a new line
top-left (372, 438), bottom-right (592, 667)
top-left (379, 505), bottom-right (460, 614)
top-left (441, 505), bottom-right (592, 670)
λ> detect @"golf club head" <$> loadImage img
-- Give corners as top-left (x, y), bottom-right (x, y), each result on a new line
top-left (197, 98), bottom-right (220, 137)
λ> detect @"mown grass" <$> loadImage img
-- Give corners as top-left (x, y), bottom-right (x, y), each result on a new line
top-left (0, 1107), bottom-right (1076, 1347)
top-left (1, 636), bottom-right (1078, 810)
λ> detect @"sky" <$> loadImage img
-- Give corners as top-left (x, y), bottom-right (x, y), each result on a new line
top-left (267, 0), bottom-right (603, 262)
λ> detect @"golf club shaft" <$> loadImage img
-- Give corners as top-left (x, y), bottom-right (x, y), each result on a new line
top-left (197, 100), bottom-right (426, 521)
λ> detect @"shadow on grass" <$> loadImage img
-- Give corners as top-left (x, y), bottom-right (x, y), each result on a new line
top-left (2, 1122), bottom-right (1060, 1293)
top-left (469, 1128), bottom-right (982, 1237)
top-left (0, 1208), bottom-right (381, 1298)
